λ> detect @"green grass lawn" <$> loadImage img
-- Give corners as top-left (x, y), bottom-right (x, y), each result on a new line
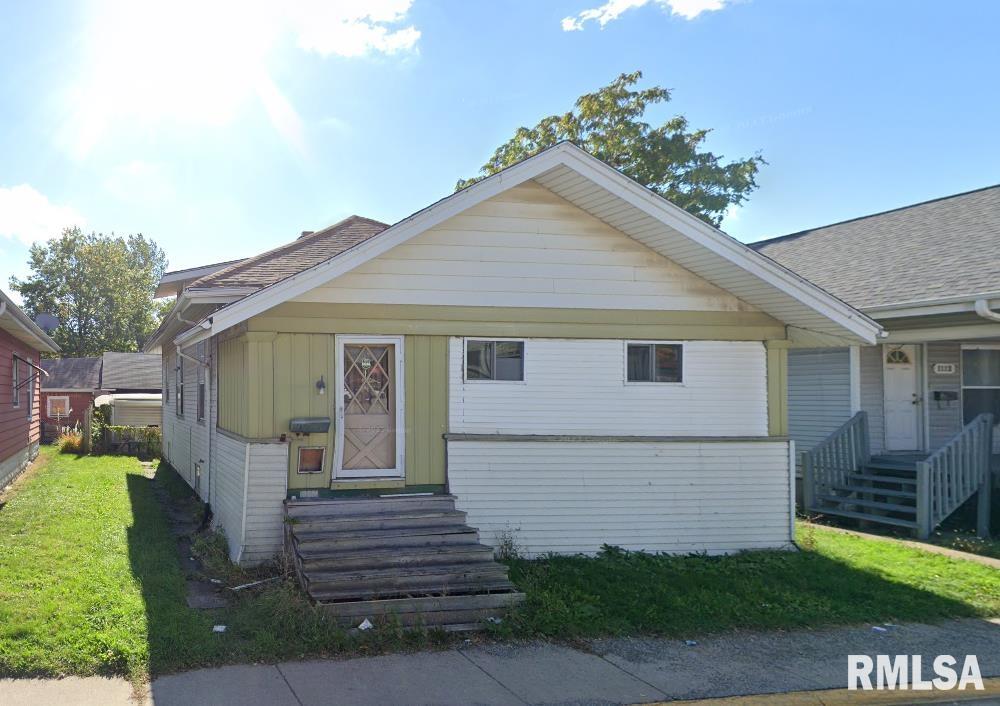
top-left (0, 448), bottom-right (997, 682)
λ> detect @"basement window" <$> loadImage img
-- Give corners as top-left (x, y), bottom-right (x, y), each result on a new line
top-left (297, 447), bottom-right (326, 474)
top-left (626, 342), bottom-right (683, 383)
top-left (465, 340), bottom-right (524, 381)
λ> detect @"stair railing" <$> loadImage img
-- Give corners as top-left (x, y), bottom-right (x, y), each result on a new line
top-left (915, 413), bottom-right (994, 539)
top-left (802, 411), bottom-right (870, 511)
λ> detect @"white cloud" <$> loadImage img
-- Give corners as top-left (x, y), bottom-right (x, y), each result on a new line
top-left (288, 0), bottom-right (421, 58)
top-left (0, 185), bottom-right (86, 246)
top-left (562, 0), bottom-right (727, 30)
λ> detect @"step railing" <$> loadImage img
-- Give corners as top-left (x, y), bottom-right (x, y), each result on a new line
top-left (802, 411), bottom-right (870, 511)
top-left (915, 413), bottom-right (994, 539)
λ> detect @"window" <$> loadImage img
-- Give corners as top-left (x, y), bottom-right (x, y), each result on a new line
top-left (175, 356), bottom-right (184, 417)
top-left (196, 342), bottom-right (206, 422)
top-left (26, 359), bottom-right (34, 420)
top-left (47, 396), bottom-right (71, 418)
top-left (962, 347), bottom-right (1000, 424)
top-left (11, 355), bottom-right (19, 407)
top-left (465, 340), bottom-right (524, 381)
top-left (626, 342), bottom-right (683, 383)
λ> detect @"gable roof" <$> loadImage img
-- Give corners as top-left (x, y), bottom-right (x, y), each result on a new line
top-left (189, 215), bottom-right (389, 292)
top-left (752, 184), bottom-right (1000, 311)
top-left (160, 142), bottom-right (881, 349)
top-left (41, 357), bottom-right (102, 390)
top-left (0, 289), bottom-right (59, 353)
top-left (100, 352), bottom-right (162, 391)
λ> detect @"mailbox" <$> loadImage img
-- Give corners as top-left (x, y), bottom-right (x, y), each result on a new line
top-left (289, 417), bottom-right (331, 434)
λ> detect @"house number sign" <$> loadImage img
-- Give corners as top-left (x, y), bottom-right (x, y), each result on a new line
top-left (933, 363), bottom-right (957, 375)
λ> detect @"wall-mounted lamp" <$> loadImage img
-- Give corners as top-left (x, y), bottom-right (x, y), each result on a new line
top-left (316, 375), bottom-right (326, 395)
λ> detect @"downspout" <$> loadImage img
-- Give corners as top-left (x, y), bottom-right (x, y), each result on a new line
top-left (974, 299), bottom-right (1000, 323)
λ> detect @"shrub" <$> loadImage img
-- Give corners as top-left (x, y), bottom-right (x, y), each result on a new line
top-left (99, 425), bottom-right (162, 459)
top-left (56, 430), bottom-right (85, 454)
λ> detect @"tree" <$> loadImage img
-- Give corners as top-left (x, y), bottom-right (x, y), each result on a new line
top-left (10, 228), bottom-right (167, 356)
top-left (456, 71), bottom-right (764, 226)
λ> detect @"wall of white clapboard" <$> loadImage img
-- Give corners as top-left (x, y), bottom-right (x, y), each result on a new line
top-left (293, 181), bottom-right (757, 313)
top-left (447, 440), bottom-right (794, 556)
top-left (786, 348), bottom-right (852, 456)
top-left (447, 337), bottom-right (768, 436)
top-left (162, 338), bottom-right (288, 565)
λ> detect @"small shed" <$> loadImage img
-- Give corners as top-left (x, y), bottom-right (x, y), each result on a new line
top-left (95, 393), bottom-right (162, 427)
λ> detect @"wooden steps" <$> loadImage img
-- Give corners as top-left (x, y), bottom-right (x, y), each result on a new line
top-left (810, 457), bottom-right (922, 531)
top-left (285, 495), bottom-right (522, 629)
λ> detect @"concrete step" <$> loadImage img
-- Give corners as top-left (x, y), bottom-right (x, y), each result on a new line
top-left (292, 510), bottom-right (468, 535)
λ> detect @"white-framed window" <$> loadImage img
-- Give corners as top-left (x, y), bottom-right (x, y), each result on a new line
top-left (11, 354), bottom-right (20, 408)
top-left (464, 339), bottom-right (524, 382)
top-left (47, 395), bottom-right (71, 419)
top-left (625, 341), bottom-right (684, 383)
top-left (196, 342), bottom-right (206, 422)
top-left (961, 345), bottom-right (1000, 424)
top-left (175, 355), bottom-right (184, 417)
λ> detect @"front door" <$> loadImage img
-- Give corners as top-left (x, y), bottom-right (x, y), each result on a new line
top-left (335, 336), bottom-right (404, 478)
top-left (883, 344), bottom-right (921, 451)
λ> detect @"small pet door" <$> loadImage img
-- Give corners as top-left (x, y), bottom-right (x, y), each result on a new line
top-left (297, 447), bottom-right (326, 474)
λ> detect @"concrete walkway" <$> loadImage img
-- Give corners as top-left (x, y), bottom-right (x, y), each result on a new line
top-left (3, 618), bottom-right (998, 705)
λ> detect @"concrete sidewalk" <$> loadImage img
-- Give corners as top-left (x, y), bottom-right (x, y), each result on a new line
top-left (3, 618), bottom-right (999, 705)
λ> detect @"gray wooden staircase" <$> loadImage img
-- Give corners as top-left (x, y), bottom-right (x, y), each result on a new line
top-left (285, 495), bottom-right (523, 630)
top-left (803, 412), bottom-right (994, 538)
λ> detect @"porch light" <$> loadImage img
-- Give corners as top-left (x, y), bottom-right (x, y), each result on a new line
top-left (316, 375), bottom-right (326, 395)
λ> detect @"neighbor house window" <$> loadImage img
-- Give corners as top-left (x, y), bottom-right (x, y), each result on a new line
top-left (962, 347), bottom-right (1000, 423)
top-left (26, 358), bottom-right (34, 420)
top-left (47, 396), bottom-right (71, 419)
top-left (626, 342), bottom-right (683, 383)
top-left (11, 355), bottom-right (20, 407)
top-left (465, 340), bottom-right (524, 381)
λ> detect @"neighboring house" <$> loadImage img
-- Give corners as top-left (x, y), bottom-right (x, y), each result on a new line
top-left (98, 351), bottom-right (163, 426)
top-left (0, 289), bottom-right (59, 487)
top-left (754, 184), bottom-right (1000, 536)
top-left (146, 142), bottom-right (878, 581)
top-left (40, 357), bottom-right (102, 430)
top-left (40, 352), bottom-right (163, 433)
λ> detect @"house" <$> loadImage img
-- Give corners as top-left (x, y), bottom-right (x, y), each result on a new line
top-left (0, 289), bottom-right (59, 487)
top-left (96, 351), bottom-right (163, 426)
top-left (40, 352), bottom-right (163, 433)
top-left (146, 143), bottom-right (878, 623)
top-left (39, 357), bottom-right (102, 432)
top-left (753, 184), bottom-right (1000, 537)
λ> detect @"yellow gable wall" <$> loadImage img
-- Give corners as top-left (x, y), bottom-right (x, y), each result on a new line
top-left (293, 180), bottom-right (759, 313)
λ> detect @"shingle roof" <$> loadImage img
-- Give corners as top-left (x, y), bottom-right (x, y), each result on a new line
top-left (189, 215), bottom-right (389, 291)
top-left (752, 185), bottom-right (1000, 310)
top-left (100, 352), bottom-right (162, 391)
top-left (41, 357), bottom-right (102, 390)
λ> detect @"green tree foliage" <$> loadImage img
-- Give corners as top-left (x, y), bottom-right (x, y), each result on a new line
top-left (10, 228), bottom-right (167, 356)
top-left (456, 71), bottom-right (764, 226)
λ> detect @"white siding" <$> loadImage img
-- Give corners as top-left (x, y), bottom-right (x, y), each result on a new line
top-left (859, 345), bottom-right (885, 454)
top-left (787, 348), bottom-right (852, 455)
top-left (448, 440), bottom-right (793, 556)
top-left (926, 342), bottom-right (963, 451)
top-left (212, 430), bottom-right (248, 561)
top-left (448, 338), bottom-right (768, 436)
top-left (241, 441), bottom-right (289, 564)
top-left (294, 181), bottom-right (757, 313)
top-left (111, 400), bottom-right (162, 427)
top-left (160, 345), bottom-right (209, 491)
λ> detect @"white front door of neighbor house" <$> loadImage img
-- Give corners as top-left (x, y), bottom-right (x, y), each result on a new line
top-left (883, 344), bottom-right (921, 451)
top-left (334, 336), bottom-right (405, 479)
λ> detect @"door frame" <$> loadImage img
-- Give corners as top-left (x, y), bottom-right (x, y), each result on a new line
top-left (334, 334), bottom-right (406, 479)
top-left (882, 343), bottom-right (924, 452)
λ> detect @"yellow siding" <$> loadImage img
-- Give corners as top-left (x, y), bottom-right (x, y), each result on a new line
top-left (217, 337), bottom-right (249, 436)
top-left (766, 342), bottom-right (789, 437)
top-left (405, 335), bottom-right (448, 486)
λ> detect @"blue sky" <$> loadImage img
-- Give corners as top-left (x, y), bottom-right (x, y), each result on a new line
top-left (2, 0), bottom-right (999, 295)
